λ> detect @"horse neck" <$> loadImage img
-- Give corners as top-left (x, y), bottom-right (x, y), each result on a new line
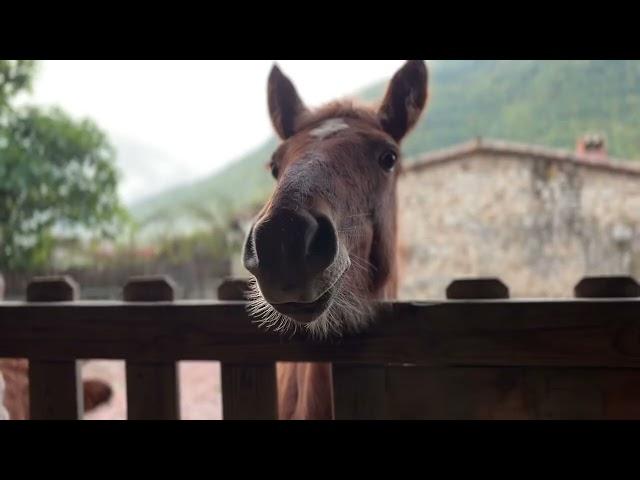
top-left (375, 209), bottom-right (399, 301)
top-left (380, 254), bottom-right (398, 300)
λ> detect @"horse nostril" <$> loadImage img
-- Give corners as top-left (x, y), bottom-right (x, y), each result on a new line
top-left (246, 208), bottom-right (338, 304)
top-left (306, 213), bottom-right (338, 275)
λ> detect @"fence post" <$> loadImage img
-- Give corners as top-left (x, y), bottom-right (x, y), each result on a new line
top-left (124, 275), bottom-right (180, 420)
top-left (332, 279), bottom-right (393, 420)
top-left (522, 275), bottom-right (640, 419)
top-left (446, 278), bottom-right (510, 299)
top-left (332, 363), bottom-right (387, 420)
top-left (380, 277), bottom-right (516, 420)
top-left (218, 278), bottom-right (278, 420)
top-left (27, 276), bottom-right (83, 420)
top-left (574, 276), bottom-right (640, 298)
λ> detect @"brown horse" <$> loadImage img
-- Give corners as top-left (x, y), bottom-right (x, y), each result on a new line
top-left (243, 60), bottom-right (429, 419)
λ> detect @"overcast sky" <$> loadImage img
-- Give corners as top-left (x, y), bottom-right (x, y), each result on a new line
top-left (25, 60), bottom-right (406, 203)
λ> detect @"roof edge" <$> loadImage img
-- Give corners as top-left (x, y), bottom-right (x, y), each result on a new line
top-left (403, 138), bottom-right (640, 177)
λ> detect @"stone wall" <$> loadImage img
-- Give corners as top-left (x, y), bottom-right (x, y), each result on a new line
top-left (398, 152), bottom-right (640, 299)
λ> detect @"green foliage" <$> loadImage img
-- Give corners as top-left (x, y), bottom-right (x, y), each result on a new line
top-left (0, 60), bottom-right (127, 271)
top-left (0, 60), bottom-right (35, 108)
top-left (394, 60), bottom-right (640, 161)
top-left (153, 202), bottom-right (241, 263)
top-left (131, 60), bottom-right (640, 229)
top-left (157, 229), bottom-right (232, 265)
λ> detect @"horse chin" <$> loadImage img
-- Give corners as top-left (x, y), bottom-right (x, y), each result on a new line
top-left (246, 271), bottom-right (374, 340)
top-left (270, 284), bottom-right (336, 324)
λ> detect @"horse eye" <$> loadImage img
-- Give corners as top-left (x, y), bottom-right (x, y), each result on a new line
top-left (379, 151), bottom-right (398, 172)
top-left (270, 163), bottom-right (280, 179)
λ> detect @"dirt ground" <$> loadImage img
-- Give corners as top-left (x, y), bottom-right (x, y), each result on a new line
top-left (82, 360), bottom-right (223, 420)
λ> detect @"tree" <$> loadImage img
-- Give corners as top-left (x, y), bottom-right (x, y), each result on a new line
top-left (0, 60), bottom-right (127, 271)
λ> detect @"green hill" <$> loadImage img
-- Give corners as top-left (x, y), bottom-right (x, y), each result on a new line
top-left (131, 137), bottom-right (278, 234)
top-left (131, 60), bottom-right (640, 232)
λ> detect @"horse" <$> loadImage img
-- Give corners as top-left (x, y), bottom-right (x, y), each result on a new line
top-left (243, 60), bottom-right (429, 419)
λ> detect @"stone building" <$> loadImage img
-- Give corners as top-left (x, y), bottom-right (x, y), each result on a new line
top-left (398, 137), bottom-right (640, 299)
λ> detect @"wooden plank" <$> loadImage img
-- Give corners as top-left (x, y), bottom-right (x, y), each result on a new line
top-left (522, 368), bottom-right (599, 419)
top-left (220, 364), bottom-right (277, 420)
top-left (126, 362), bottom-right (180, 420)
top-left (332, 364), bottom-right (386, 419)
top-left (446, 278), bottom-right (509, 299)
top-left (382, 277), bottom-right (640, 420)
top-left (575, 276), bottom-right (640, 298)
top-left (123, 276), bottom-right (180, 420)
top-left (1, 299), bottom-right (640, 366)
top-left (585, 369), bottom-right (640, 419)
top-left (385, 366), bottom-right (528, 419)
top-left (536, 275), bottom-right (640, 419)
top-left (27, 276), bottom-right (79, 302)
top-left (29, 361), bottom-right (83, 420)
top-left (384, 366), bottom-right (640, 419)
top-left (217, 278), bottom-right (251, 301)
top-left (524, 368), bottom-right (640, 419)
top-left (218, 281), bottom-right (277, 420)
top-left (383, 277), bottom-right (519, 420)
top-left (27, 276), bottom-right (83, 420)
top-left (123, 275), bottom-right (177, 302)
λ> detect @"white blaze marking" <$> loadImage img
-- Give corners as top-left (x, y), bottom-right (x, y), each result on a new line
top-left (309, 118), bottom-right (349, 139)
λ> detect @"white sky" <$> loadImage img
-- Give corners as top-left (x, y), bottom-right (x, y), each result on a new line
top-left (25, 60), bottom-right (406, 204)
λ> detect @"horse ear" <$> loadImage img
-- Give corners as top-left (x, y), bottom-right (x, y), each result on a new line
top-left (267, 64), bottom-right (308, 140)
top-left (378, 60), bottom-right (429, 142)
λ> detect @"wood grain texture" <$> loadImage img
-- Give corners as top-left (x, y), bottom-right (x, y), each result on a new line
top-left (575, 276), bottom-right (640, 298)
top-left (220, 363), bottom-right (278, 420)
top-left (446, 278), bottom-right (509, 299)
top-left (27, 277), bottom-right (83, 420)
top-left (218, 277), bottom-right (277, 420)
top-left (385, 366), bottom-right (640, 419)
top-left (125, 362), bottom-right (180, 420)
top-left (124, 276), bottom-right (180, 420)
top-left (332, 364), bottom-right (386, 419)
top-left (2, 300), bottom-right (640, 366)
top-left (3, 273), bottom-right (640, 420)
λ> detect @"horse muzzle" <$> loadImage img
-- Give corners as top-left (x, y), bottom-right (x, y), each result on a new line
top-left (243, 207), bottom-right (348, 323)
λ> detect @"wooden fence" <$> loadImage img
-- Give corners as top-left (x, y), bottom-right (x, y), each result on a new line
top-left (1, 274), bottom-right (639, 419)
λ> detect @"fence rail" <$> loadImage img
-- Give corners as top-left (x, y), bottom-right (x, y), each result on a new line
top-left (1, 275), bottom-right (639, 420)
